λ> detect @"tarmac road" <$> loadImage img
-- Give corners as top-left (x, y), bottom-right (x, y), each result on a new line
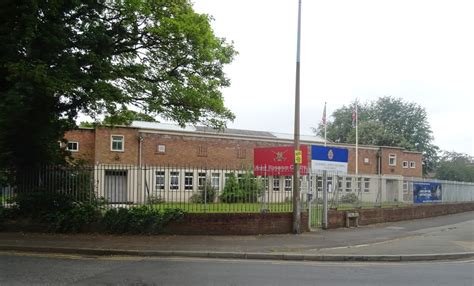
top-left (0, 252), bottom-right (473, 286)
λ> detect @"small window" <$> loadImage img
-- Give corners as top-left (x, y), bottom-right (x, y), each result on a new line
top-left (402, 161), bottom-right (408, 168)
top-left (211, 173), bottom-right (220, 190)
top-left (184, 172), bottom-right (193, 191)
top-left (403, 181), bottom-right (409, 193)
top-left (337, 177), bottom-right (343, 192)
top-left (364, 158), bottom-right (369, 164)
top-left (388, 154), bottom-right (397, 166)
top-left (410, 161), bottom-right (416, 168)
top-left (111, 135), bottom-right (124, 151)
top-left (157, 144), bottom-right (166, 154)
top-left (345, 179), bottom-right (352, 192)
top-left (273, 177), bottom-right (280, 192)
top-left (155, 171), bottom-right (165, 191)
top-left (197, 146), bottom-right (207, 157)
top-left (198, 172), bottom-right (207, 188)
top-left (170, 171), bottom-right (180, 190)
top-left (67, 141), bottom-right (79, 152)
top-left (237, 148), bottom-right (246, 159)
top-left (284, 176), bottom-right (292, 192)
top-left (364, 178), bottom-right (370, 192)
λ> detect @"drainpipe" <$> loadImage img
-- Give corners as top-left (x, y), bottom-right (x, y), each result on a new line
top-left (138, 134), bottom-right (144, 203)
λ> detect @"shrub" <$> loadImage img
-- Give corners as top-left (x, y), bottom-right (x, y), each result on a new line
top-left (220, 172), bottom-right (263, 203)
top-left (147, 195), bottom-right (165, 204)
top-left (189, 181), bottom-right (216, 204)
top-left (14, 191), bottom-right (75, 217)
top-left (44, 202), bottom-right (102, 233)
top-left (102, 206), bottom-right (184, 235)
top-left (340, 193), bottom-right (359, 204)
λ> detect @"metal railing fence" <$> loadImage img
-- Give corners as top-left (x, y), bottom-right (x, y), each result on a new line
top-left (1, 165), bottom-right (473, 214)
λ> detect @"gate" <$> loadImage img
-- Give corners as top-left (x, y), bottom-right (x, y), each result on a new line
top-left (104, 170), bottom-right (128, 203)
top-left (309, 172), bottom-right (341, 229)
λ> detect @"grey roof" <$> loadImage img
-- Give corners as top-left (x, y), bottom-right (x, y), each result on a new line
top-left (131, 121), bottom-right (325, 143)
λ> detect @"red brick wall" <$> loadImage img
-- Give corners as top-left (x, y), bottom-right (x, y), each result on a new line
top-left (94, 127), bottom-right (140, 165)
top-left (381, 147), bottom-right (422, 177)
top-left (64, 128), bottom-right (423, 177)
top-left (63, 129), bottom-right (95, 164)
top-left (327, 203), bottom-right (474, 229)
top-left (163, 212), bottom-right (310, 235)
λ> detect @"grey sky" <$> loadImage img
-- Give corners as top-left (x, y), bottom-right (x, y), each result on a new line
top-left (192, 0), bottom-right (474, 155)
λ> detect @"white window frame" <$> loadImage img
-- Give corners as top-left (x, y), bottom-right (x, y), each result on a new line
top-left (402, 161), bottom-right (408, 168)
top-left (388, 153), bottom-right (397, 166)
top-left (169, 171), bottom-right (180, 191)
top-left (284, 176), bottom-right (292, 192)
top-left (111, 135), bottom-right (124, 152)
top-left (363, 178), bottom-right (370, 192)
top-left (211, 173), bottom-right (220, 190)
top-left (155, 171), bottom-right (165, 191)
top-left (157, 144), bottom-right (166, 154)
top-left (198, 172), bottom-right (207, 188)
top-left (410, 161), bottom-right (416, 168)
top-left (273, 177), bottom-right (280, 192)
top-left (184, 172), bottom-right (193, 191)
top-left (345, 178), bottom-right (352, 192)
top-left (67, 141), bottom-right (79, 152)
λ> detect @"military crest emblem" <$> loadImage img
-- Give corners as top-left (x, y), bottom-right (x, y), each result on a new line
top-left (327, 149), bottom-right (334, 160)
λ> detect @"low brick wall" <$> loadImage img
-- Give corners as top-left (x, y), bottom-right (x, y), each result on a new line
top-left (328, 202), bottom-right (474, 229)
top-left (163, 212), bottom-right (309, 235)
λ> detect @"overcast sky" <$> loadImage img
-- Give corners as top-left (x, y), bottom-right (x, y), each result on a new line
top-left (191, 0), bottom-right (474, 156)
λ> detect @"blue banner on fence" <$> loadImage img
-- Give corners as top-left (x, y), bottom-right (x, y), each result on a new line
top-left (413, 182), bottom-right (442, 203)
top-left (311, 145), bottom-right (349, 173)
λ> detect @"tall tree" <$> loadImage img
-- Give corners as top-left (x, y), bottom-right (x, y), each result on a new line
top-left (314, 97), bottom-right (439, 174)
top-left (0, 0), bottom-right (236, 168)
top-left (436, 152), bottom-right (474, 182)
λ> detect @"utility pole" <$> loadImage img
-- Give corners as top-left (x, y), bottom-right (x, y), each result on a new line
top-left (293, 0), bottom-right (302, 234)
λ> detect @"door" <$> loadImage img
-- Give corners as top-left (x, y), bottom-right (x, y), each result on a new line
top-left (386, 179), bottom-right (399, 203)
top-left (104, 170), bottom-right (128, 203)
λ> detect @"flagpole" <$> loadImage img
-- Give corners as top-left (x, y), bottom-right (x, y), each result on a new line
top-left (355, 102), bottom-right (359, 176)
top-left (324, 102), bottom-right (327, 147)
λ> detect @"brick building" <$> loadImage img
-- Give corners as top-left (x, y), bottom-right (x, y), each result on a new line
top-left (63, 121), bottom-right (423, 204)
top-left (64, 121), bottom-right (422, 177)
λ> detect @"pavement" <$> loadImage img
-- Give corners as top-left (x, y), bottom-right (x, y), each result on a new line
top-left (0, 211), bottom-right (473, 262)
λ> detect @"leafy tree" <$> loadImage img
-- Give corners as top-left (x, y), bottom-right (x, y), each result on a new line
top-left (0, 0), bottom-right (236, 169)
top-left (314, 97), bottom-right (439, 174)
top-left (436, 152), bottom-right (474, 182)
top-left (80, 108), bottom-right (157, 127)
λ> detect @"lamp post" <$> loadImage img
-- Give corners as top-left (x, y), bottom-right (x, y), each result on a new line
top-left (292, 0), bottom-right (302, 234)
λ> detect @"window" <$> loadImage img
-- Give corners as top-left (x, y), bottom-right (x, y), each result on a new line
top-left (198, 172), bottom-right (206, 188)
top-left (316, 176), bottom-right (323, 192)
top-left (337, 177), bottom-right (343, 192)
top-left (345, 178), bottom-right (352, 192)
top-left (111, 135), bottom-right (124, 151)
top-left (67, 141), bottom-right (79, 152)
top-left (327, 176), bottom-right (333, 193)
top-left (157, 144), bottom-right (166, 154)
top-left (155, 171), bottom-right (165, 191)
top-left (364, 158), bottom-right (370, 164)
top-left (402, 161), bottom-right (408, 168)
top-left (388, 154), bottom-right (397, 166)
top-left (284, 176), bottom-right (292, 191)
top-left (356, 177), bottom-right (362, 192)
top-left (237, 148), bottom-right (246, 159)
top-left (410, 161), bottom-right (416, 168)
top-left (211, 173), bottom-right (220, 190)
top-left (170, 171), bottom-right (180, 190)
top-left (273, 177), bottom-right (280, 191)
top-left (184, 172), bottom-right (193, 191)
top-left (364, 178), bottom-right (370, 192)
top-left (403, 181), bottom-right (409, 194)
top-left (197, 145), bottom-right (207, 157)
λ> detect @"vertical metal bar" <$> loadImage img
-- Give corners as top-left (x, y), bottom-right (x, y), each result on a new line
top-left (322, 171), bottom-right (328, 229)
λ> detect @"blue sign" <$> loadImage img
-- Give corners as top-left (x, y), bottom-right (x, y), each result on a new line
top-left (311, 146), bottom-right (349, 173)
top-left (413, 182), bottom-right (442, 203)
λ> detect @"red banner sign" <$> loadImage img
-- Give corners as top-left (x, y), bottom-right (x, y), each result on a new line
top-left (253, 146), bottom-right (309, 176)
